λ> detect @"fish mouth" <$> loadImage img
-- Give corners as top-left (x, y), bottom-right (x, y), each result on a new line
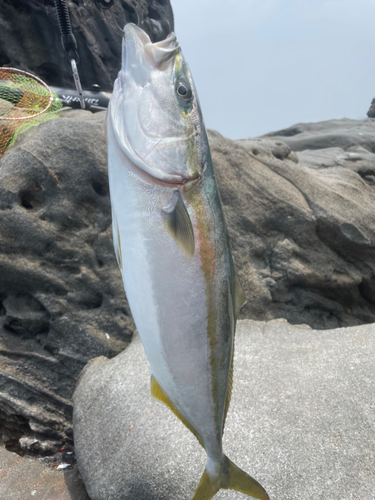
top-left (123, 23), bottom-right (180, 68)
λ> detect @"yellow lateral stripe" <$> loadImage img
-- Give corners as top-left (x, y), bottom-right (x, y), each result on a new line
top-left (150, 376), bottom-right (203, 447)
top-left (186, 189), bottom-right (218, 418)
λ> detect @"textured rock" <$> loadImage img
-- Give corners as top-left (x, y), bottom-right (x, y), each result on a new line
top-left (1, 111), bottom-right (375, 457)
top-left (0, 446), bottom-right (90, 499)
top-left (0, 0), bottom-right (174, 91)
top-left (262, 118), bottom-right (375, 153)
top-left (296, 146), bottom-right (375, 186)
top-left (367, 98), bottom-right (375, 118)
top-left (210, 128), bottom-right (375, 329)
top-left (73, 319), bottom-right (375, 500)
top-left (0, 109), bottom-right (133, 454)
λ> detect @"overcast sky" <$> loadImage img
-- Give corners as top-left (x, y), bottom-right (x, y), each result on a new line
top-left (172, 0), bottom-right (375, 139)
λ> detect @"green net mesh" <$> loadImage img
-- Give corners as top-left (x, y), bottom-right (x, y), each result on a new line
top-left (0, 68), bottom-right (62, 156)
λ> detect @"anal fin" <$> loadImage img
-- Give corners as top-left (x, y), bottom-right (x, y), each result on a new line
top-left (150, 375), bottom-right (203, 447)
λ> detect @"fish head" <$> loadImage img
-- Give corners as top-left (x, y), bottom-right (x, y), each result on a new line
top-left (108, 24), bottom-right (208, 187)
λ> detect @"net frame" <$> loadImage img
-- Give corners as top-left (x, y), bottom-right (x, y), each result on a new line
top-left (0, 67), bottom-right (54, 120)
top-left (0, 67), bottom-right (61, 155)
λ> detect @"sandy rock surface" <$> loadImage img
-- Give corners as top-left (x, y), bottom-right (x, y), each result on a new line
top-left (0, 446), bottom-right (89, 500)
top-left (74, 319), bottom-right (375, 500)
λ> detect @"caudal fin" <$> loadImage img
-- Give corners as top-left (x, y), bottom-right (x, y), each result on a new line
top-left (192, 455), bottom-right (269, 500)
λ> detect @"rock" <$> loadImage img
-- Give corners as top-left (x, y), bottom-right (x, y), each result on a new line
top-left (1, 110), bottom-right (375, 456)
top-left (0, 446), bottom-right (90, 499)
top-left (0, 0), bottom-right (174, 90)
top-left (296, 146), bottom-right (375, 186)
top-left (261, 118), bottom-right (375, 153)
top-left (0, 109), bottom-right (133, 454)
top-left (367, 98), bottom-right (375, 118)
top-left (73, 319), bottom-right (375, 500)
top-left (209, 128), bottom-right (375, 329)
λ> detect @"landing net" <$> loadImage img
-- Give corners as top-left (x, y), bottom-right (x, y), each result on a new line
top-left (0, 67), bottom-right (62, 156)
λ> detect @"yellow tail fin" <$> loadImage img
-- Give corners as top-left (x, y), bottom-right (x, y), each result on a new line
top-left (192, 455), bottom-right (269, 500)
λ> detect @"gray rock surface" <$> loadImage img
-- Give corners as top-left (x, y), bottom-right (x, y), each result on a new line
top-left (0, 0), bottom-right (174, 90)
top-left (262, 118), bottom-right (375, 152)
top-left (296, 146), bottom-right (375, 185)
top-left (0, 446), bottom-right (89, 499)
top-left (367, 98), bottom-right (375, 118)
top-left (0, 109), bottom-right (133, 454)
top-left (209, 126), bottom-right (375, 329)
top-left (1, 111), bottom-right (374, 457)
top-left (73, 319), bottom-right (375, 500)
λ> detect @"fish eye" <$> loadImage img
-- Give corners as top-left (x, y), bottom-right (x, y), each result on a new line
top-left (176, 82), bottom-right (192, 100)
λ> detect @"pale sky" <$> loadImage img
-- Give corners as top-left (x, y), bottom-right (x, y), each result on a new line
top-left (172, 0), bottom-right (375, 139)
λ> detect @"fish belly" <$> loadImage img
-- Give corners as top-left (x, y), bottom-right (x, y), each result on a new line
top-left (108, 141), bottom-right (229, 455)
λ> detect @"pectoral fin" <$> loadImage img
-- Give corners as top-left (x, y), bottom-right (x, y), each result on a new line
top-left (162, 190), bottom-right (195, 258)
top-left (150, 376), bottom-right (203, 446)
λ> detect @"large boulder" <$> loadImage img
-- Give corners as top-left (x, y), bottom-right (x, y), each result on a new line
top-left (0, 110), bottom-right (133, 455)
top-left (0, 0), bottom-right (174, 90)
top-left (1, 112), bottom-right (375, 458)
top-left (210, 124), bottom-right (375, 329)
top-left (73, 319), bottom-right (375, 500)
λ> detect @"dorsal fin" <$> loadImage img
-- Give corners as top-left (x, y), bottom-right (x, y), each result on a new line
top-left (162, 190), bottom-right (195, 258)
top-left (150, 376), bottom-right (203, 447)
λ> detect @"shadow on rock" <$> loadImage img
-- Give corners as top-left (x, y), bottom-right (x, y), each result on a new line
top-left (64, 468), bottom-right (91, 500)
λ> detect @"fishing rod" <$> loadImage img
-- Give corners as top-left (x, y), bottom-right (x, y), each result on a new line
top-left (54, 0), bottom-right (85, 108)
top-left (53, 0), bottom-right (144, 110)
top-left (50, 85), bottom-right (111, 111)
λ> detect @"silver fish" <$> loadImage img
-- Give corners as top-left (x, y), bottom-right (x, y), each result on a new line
top-left (106, 23), bottom-right (269, 500)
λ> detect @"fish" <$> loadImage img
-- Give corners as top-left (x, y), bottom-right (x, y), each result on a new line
top-left (106, 23), bottom-right (269, 500)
